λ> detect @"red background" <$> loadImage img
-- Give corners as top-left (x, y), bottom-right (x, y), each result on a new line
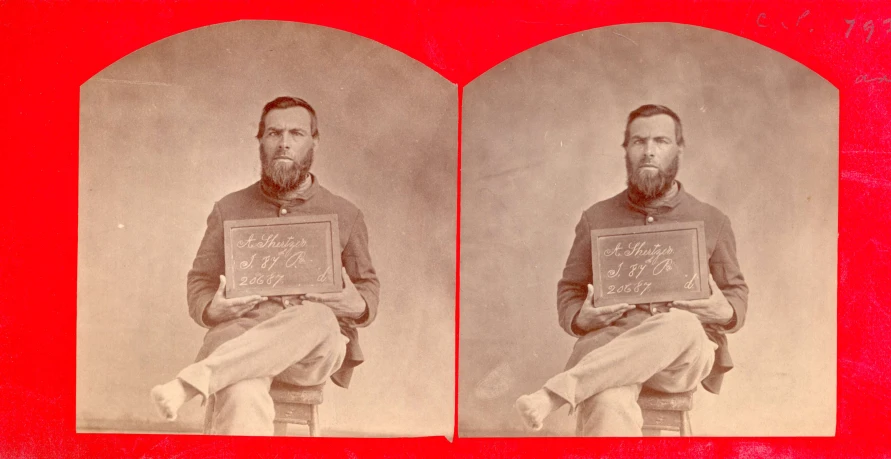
top-left (1, 0), bottom-right (888, 456)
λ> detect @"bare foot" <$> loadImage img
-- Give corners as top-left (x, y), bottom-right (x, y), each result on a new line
top-left (515, 389), bottom-right (565, 431)
top-left (150, 379), bottom-right (197, 421)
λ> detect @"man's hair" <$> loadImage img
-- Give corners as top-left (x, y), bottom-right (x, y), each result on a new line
top-left (256, 96), bottom-right (319, 140)
top-left (621, 104), bottom-right (684, 148)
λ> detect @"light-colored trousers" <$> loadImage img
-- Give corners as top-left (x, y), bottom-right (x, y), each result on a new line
top-left (544, 309), bottom-right (717, 436)
top-left (177, 302), bottom-right (348, 436)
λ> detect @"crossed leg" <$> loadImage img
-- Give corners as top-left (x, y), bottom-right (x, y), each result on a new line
top-left (151, 302), bottom-right (347, 434)
top-left (515, 309), bottom-right (716, 435)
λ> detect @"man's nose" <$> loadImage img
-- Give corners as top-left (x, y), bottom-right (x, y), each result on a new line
top-left (644, 140), bottom-right (656, 156)
top-left (281, 133), bottom-right (292, 150)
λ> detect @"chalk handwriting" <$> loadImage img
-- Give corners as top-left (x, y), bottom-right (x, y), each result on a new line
top-left (606, 262), bottom-right (623, 279)
top-left (239, 273), bottom-right (285, 288)
top-left (603, 241), bottom-right (674, 264)
top-left (236, 233), bottom-right (308, 257)
top-left (602, 240), bottom-right (676, 296)
top-left (239, 253), bottom-right (256, 270)
top-left (606, 280), bottom-right (653, 296)
top-left (284, 252), bottom-right (308, 267)
top-left (227, 217), bottom-right (339, 295)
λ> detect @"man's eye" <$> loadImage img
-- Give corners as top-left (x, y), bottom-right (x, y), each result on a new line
top-left (267, 131), bottom-right (280, 137)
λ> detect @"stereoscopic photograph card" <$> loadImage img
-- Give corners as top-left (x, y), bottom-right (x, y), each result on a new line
top-left (459, 22), bottom-right (837, 437)
top-left (77, 20), bottom-right (457, 438)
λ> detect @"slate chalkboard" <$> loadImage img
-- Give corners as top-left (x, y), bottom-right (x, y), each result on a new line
top-left (590, 221), bottom-right (709, 305)
top-left (223, 214), bottom-right (342, 297)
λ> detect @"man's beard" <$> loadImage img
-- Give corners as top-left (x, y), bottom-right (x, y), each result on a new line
top-left (260, 144), bottom-right (314, 196)
top-left (625, 154), bottom-right (679, 200)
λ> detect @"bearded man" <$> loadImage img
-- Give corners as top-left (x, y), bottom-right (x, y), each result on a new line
top-left (151, 96), bottom-right (380, 436)
top-left (515, 104), bottom-right (748, 436)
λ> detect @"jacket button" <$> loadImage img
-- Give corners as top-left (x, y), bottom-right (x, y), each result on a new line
top-left (646, 216), bottom-right (654, 223)
top-left (280, 208), bottom-right (288, 215)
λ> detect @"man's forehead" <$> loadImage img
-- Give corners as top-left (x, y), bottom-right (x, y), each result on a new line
top-left (628, 114), bottom-right (676, 137)
top-left (264, 107), bottom-right (313, 128)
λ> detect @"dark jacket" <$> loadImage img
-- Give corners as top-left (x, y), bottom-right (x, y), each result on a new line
top-left (187, 177), bottom-right (380, 388)
top-left (557, 183), bottom-right (748, 393)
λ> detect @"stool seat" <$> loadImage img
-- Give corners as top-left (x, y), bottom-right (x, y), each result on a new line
top-left (637, 387), bottom-right (695, 411)
top-left (203, 381), bottom-right (325, 437)
top-left (638, 387), bottom-right (695, 436)
top-left (270, 381), bottom-right (324, 405)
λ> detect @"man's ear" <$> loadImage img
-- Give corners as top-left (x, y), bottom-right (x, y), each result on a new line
top-left (312, 136), bottom-right (320, 151)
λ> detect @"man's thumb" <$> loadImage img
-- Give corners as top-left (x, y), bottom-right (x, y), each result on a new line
top-left (217, 275), bottom-right (227, 293)
top-left (585, 284), bottom-right (595, 303)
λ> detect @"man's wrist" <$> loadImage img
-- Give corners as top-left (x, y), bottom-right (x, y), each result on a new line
top-left (349, 299), bottom-right (370, 323)
top-left (202, 306), bottom-right (218, 327)
top-left (570, 310), bottom-right (587, 335)
top-left (200, 296), bottom-right (219, 327)
top-left (719, 304), bottom-right (736, 328)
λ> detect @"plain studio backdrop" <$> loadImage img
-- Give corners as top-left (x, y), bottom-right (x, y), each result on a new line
top-left (459, 23), bottom-right (837, 436)
top-left (77, 20), bottom-right (456, 437)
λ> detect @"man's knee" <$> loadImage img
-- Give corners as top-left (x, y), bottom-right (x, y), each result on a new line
top-left (275, 303), bottom-right (347, 386)
top-left (301, 303), bottom-right (344, 352)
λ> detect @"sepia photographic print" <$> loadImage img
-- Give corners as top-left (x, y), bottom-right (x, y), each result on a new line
top-left (459, 23), bottom-right (837, 437)
top-left (77, 20), bottom-right (456, 438)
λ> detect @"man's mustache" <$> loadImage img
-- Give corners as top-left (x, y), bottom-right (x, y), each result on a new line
top-left (637, 162), bottom-right (661, 170)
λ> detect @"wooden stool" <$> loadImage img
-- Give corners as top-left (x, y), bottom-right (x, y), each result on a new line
top-left (638, 387), bottom-right (695, 436)
top-left (203, 381), bottom-right (324, 437)
top-left (270, 381), bottom-right (324, 437)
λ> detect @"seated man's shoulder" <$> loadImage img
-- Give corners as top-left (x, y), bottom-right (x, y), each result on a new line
top-left (682, 191), bottom-right (731, 223)
top-left (216, 182), bottom-right (263, 207)
top-left (314, 185), bottom-right (363, 220)
top-left (581, 190), bottom-right (630, 219)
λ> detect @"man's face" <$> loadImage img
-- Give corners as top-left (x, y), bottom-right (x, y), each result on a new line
top-left (259, 107), bottom-right (318, 193)
top-left (624, 114), bottom-right (683, 199)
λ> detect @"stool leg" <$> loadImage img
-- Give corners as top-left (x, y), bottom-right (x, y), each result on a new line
top-left (680, 411), bottom-right (691, 437)
top-left (308, 404), bottom-right (320, 437)
top-left (273, 421), bottom-right (288, 436)
top-left (203, 395), bottom-right (215, 434)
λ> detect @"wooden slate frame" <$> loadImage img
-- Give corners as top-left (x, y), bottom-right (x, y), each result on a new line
top-left (590, 221), bottom-right (710, 305)
top-left (223, 214), bottom-right (342, 297)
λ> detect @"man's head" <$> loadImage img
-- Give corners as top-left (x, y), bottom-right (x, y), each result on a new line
top-left (256, 97), bottom-right (320, 195)
top-left (622, 105), bottom-right (685, 200)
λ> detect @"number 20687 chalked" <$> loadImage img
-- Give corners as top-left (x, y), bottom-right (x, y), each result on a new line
top-left (223, 214), bottom-right (342, 297)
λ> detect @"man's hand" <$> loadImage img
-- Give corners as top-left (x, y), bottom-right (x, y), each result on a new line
top-left (670, 275), bottom-right (734, 325)
top-left (301, 268), bottom-right (367, 320)
top-left (204, 275), bottom-right (268, 324)
top-left (573, 284), bottom-right (635, 333)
